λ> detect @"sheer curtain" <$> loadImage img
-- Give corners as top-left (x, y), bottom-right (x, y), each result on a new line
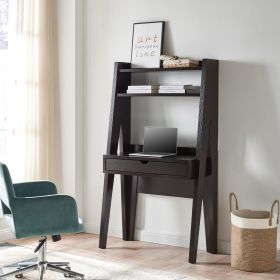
top-left (7, 0), bottom-right (61, 188)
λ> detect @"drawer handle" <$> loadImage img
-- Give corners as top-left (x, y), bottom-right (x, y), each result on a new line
top-left (139, 160), bottom-right (149, 165)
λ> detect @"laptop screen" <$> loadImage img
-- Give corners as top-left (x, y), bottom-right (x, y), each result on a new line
top-left (143, 127), bottom-right (177, 153)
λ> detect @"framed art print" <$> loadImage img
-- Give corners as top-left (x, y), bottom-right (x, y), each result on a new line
top-left (131, 21), bottom-right (165, 68)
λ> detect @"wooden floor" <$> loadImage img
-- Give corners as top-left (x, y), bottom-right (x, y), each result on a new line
top-left (8, 233), bottom-right (280, 280)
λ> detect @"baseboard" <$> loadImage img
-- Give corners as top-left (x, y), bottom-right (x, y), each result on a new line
top-left (218, 239), bottom-right (231, 254)
top-left (135, 228), bottom-right (207, 250)
top-left (0, 228), bottom-right (14, 243)
top-left (84, 222), bottom-right (207, 251)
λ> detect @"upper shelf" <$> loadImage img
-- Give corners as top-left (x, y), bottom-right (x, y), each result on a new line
top-left (119, 65), bottom-right (202, 73)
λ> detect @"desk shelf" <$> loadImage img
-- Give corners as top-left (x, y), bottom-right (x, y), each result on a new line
top-left (119, 65), bottom-right (202, 73)
top-left (99, 59), bottom-right (218, 264)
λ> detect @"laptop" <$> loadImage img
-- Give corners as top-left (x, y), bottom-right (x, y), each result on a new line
top-left (129, 127), bottom-right (177, 158)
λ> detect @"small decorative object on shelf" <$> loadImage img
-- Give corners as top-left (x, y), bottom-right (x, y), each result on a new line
top-left (160, 54), bottom-right (199, 68)
top-left (131, 21), bottom-right (165, 68)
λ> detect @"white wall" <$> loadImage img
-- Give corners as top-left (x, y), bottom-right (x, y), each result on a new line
top-left (57, 0), bottom-right (83, 215)
top-left (83, 0), bottom-right (280, 253)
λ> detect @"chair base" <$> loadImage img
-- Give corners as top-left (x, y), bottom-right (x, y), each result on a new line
top-left (0, 237), bottom-right (84, 280)
top-left (1, 262), bottom-right (84, 280)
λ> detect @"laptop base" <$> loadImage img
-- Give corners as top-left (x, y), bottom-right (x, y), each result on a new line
top-left (129, 152), bottom-right (176, 158)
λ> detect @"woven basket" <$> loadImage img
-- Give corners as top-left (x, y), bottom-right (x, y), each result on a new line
top-left (230, 193), bottom-right (279, 272)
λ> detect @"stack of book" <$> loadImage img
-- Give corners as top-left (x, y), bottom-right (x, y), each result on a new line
top-left (126, 85), bottom-right (199, 95)
top-left (127, 85), bottom-right (159, 94)
top-left (158, 85), bottom-right (198, 94)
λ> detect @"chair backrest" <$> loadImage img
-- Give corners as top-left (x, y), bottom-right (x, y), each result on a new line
top-left (0, 162), bottom-right (15, 211)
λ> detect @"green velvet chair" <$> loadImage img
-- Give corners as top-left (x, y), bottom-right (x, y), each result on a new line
top-left (0, 162), bottom-right (84, 280)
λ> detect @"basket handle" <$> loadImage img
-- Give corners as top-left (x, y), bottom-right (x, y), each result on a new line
top-left (229, 192), bottom-right (239, 212)
top-left (269, 200), bottom-right (279, 226)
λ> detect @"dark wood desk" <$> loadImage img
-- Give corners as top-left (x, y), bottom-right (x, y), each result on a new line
top-left (99, 59), bottom-right (218, 264)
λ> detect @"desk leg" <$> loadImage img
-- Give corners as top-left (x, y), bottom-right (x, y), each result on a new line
top-left (189, 179), bottom-right (204, 264)
top-left (203, 176), bottom-right (218, 254)
top-left (99, 174), bottom-right (114, 249)
top-left (121, 175), bottom-right (138, 241)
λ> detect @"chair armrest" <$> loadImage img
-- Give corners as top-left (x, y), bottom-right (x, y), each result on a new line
top-left (12, 195), bottom-right (81, 237)
top-left (13, 181), bottom-right (57, 197)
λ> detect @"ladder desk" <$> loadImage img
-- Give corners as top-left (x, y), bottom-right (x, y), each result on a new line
top-left (99, 59), bottom-right (218, 264)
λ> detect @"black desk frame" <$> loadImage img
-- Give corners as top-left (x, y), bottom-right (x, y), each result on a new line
top-left (99, 59), bottom-right (218, 264)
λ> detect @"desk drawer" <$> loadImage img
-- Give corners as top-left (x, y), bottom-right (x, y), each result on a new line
top-left (105, 158), bottom-right (189, 177)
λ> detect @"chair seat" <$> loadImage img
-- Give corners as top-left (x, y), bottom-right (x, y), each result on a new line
top-left (3, 214), bottom-right (83, 238)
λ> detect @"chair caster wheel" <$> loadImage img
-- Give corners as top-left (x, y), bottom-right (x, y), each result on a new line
top-left (15, 274), bottom-right (23, 278)
top-left (64, 267), bottom-right (72, 278)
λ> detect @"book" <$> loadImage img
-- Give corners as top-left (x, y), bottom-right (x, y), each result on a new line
top-left (163, 58), bottom-right (199, 64)
top-left (159, 85), bottom-right (194, 90)
top-left (163, 64), bottom-right (199, 68)
top-left (128, 85), bottom-right (159, 90)
top-left (126, 89), bottom-right (159, 94)
top-left (158, 89), bottom-right (186, 94)
top-left (163, 63), bottom-right (199, 68)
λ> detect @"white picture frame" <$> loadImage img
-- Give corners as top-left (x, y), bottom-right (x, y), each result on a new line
top-left (131, 21), bottom-right (165, 68)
